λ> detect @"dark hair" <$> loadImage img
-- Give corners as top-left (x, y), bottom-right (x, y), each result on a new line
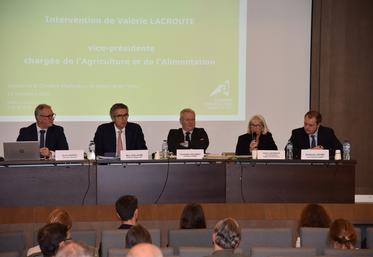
top-left (329, 218), bottom-right (357, 249)
top-left (299, 204), bottom-right (331, 230)
top-left (214, 218), bottom-right (241, 249)
top-left (125, 224), bottom-right (152, 248)
top-left (305, 111), bottom-right (322, 124)
top-left (115, 195), bottom-right (138, 221)
top-left (110, 103), bottom-right (128, 119)
top-left (38, 223), bottom-right (68, 257)
top-left (180, 203), bottom-right (206, 229)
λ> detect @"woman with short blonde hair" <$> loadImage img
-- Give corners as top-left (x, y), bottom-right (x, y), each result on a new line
top-left (235, 114), bottom-right (277, 155)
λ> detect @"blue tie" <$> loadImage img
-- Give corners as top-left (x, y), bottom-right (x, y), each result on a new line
top-left (311, 135), bottom-right (316, 148)
top-left (40, 130), bottom-right (46, 148)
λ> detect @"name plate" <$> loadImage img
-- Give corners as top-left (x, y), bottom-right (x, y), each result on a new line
top-left (55, 150), bottom-right (84, 161)
top-left (120, 150), bottom-right (149, 160)
top-left (176, 149), bottom-right (204, 159)
top-left (257, 150), bottom-right (285, 160)
top-left (301, 149), bottom-right (329, 160)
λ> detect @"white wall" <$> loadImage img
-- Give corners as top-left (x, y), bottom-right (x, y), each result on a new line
top-left (0, 0), bottom-right (311, 156)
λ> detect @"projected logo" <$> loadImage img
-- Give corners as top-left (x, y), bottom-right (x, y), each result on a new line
top-left (209, 80), bottom-right (230, 97)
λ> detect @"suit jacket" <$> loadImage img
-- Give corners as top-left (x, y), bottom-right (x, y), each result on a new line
top-left (16, 123), bottom-right (69, 151)
top-left (289, 125), bottom-right (342, 159)
top-left (167, 127), bottom-right (209, 154)
top-left (235, 132), bottom-right (277, 155)
top-left (94, 122), bottom-right (147, 156)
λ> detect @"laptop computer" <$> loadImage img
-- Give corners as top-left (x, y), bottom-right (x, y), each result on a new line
top-left (3, 141), bottom-right (40, 161)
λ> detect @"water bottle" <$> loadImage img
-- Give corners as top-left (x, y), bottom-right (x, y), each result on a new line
top-left (161, 140), bottom-right (168, 159)
top-left (87, 140), bottom-right (96, 160)
top-left (342, 141), bottom-right (351, 160)
top-left (286, 140), bottom-right (293, 160)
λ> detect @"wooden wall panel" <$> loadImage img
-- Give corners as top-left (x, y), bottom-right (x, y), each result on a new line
top-left (311, 0), bottom-right (373, 193)
top-left (1, 204), bottom-right (373, 225)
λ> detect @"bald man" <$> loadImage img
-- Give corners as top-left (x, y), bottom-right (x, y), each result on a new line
top-left (56, 240), bottom-right (93, 257)
top-left (126, 243), bottom-right (163, 257)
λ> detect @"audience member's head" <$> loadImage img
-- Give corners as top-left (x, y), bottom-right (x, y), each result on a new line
top-left (38, 223), bottom-right (68, 257)
top-left (179, 203), bottom-right (207, 229)
top-left (48, 208), bottom-right (73, 238)
top-left (125, 224), bottom-right (152, 248)
top-left (212, 218), bottom-right (241, 251)
top-left (299, 204), bottom-right (331, 230)
top-left (56, 240), bottom-right (93, 257)
top-left (126, 243), bottom-right (163, 257)
top-left (329, 218), bottom-right (357, 249)
top-left (116, 195), bottom-right (138, 224)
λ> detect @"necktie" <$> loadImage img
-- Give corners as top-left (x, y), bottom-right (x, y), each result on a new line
top-left (186, 132), bottom-right (191, 148)
top-left (311, 135), bottom-right (316, 148)
top-left (39, 130), bottom-right (46, 148)
top-left (117, 130), bottom-right (123, 156)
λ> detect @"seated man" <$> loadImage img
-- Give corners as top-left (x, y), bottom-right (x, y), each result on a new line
top-left (167, 108), bottom-right (209, 154)
top-left (127, 243), bottom-right (163, 257)
top-left (205, 218), bottom-right (247, 257)
top-left (94, 103), bottom-right (147, 156)
top-left (56, 240), bottom-right (93, 257)
top-left (288, 110), bottom-right (343, 159)
top-left (17, 104), bottom-right (69, 158)
top-left (37, 223), bottom-right (68, 257)
top-left (116, 195), bottom-right (139, 229)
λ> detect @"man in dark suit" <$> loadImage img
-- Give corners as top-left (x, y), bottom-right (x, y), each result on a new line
top-left (17, 104), bottom-right (69, 158)
top-left (289, 110), bottom-right (343, 159)
top-left (93, 103), bottom-right (147, 156)
top-left (167, 108), bottom-right (209, 154)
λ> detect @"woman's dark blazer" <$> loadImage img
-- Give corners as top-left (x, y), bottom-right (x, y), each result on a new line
top-left (235, 132), bottom-right (277, 155)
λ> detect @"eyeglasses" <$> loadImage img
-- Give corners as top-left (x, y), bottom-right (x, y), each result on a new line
top-left (250, 124), bottom-right (262, 127)
top-left (114, 114), bottom-right (129, 118)
top-left (39, 113), bottom-right (56, 119)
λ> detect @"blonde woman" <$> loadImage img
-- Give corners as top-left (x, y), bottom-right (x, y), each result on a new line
top-left (235, 115), bottom-right (277, 155)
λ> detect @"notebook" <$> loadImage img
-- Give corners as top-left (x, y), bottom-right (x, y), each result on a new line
top-left (3, 141), bottom-right (40, 161)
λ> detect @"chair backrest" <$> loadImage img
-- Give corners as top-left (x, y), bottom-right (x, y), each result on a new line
top-left (0, 252), bottom-right (20, 257)
top-left (168, 229), bottom-right (213, 254)
top-left (179, 247), bottom-right (213, 257)
top-left (109, 247), bottom-right (174, 257)
top-left (72, 230), bottom-right (97, 247)
top-left (324, 248), bottom-right (373, 257)
top-left (101, 229), bottom-right (160, 257)
top-left (241, 228), bottom-right (293, 256)
top-left (300, 227), bottom-right (329, 255)
top-left (251, 247), bottom-right (317, 257)
top-left (366, 227), bottom-right (373, 249)
top-left (0, 231), bottom-right (25, 254)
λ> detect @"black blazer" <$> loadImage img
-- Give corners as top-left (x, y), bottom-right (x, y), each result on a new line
top-left (235, 132), bottom-right (277, 155)
top-left (167, 128), bottom-right (209, 154)
top-left (289, 125), bottom-right (342, 159)
top-left (16, 123), bottom-right (69, 151)
top-left (93, 122), bottom-right (147, 156)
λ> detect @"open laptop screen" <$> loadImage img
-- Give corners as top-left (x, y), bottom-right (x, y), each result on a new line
top-left (3, 141), bottom-right (40, 161)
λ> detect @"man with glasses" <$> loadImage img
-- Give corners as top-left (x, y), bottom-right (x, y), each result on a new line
top-left (93, 103), bottom-right (147, 157)
top-left (17, 104), bottom-right (69, 158)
